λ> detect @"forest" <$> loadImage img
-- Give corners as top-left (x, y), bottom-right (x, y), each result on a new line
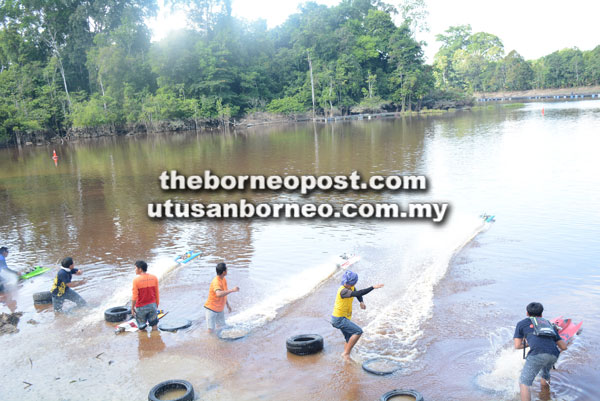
top-left (1, 0), bottom-right (599, 145)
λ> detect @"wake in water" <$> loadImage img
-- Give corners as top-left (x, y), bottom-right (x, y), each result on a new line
top-left (218, 254), bottom-right (358, 339)
top-left (477, 326), bottom-right (587, 400)
top-left (475, 327), bottom-right (524, 397)
top-left (354, 214), bottom-right (492, 367)
top-left (79, 257), bottom-right (182, 327)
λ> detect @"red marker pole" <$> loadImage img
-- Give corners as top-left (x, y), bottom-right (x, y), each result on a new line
top-left (52, 149), bottom-right (58, 166)
top-left (542, 108), bottom-right (545, 116)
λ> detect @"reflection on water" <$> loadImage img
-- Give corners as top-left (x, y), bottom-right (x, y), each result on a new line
top-left (138, 330), bottom-right (166, 359)
top-left (1, 100), bottom-right (600, 400)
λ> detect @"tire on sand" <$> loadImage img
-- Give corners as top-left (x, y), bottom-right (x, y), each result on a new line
top-left (148, 379), bottom-right (194, 401)
top-left (158, 318), bottom-right (192, 332)
top-left (362, 357), bottom-right (402, 376)
top-left (286, 334), bottom-right (323, 356)
top-left (380, 389), bottom-right (424, 401)
top-left (33, 291), bottom-right (53, 304)
top-left (104, 306), bottom-right (130, 323)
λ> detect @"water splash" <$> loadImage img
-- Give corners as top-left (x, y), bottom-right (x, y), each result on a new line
top-left (220, 254), bottom-right (357, 338)
top-left (79, 257), bottom-right (182, 327)
top-left (475, 327), bottom-right (523, 397)
top-left (354, 214), bottom-right (492, 367)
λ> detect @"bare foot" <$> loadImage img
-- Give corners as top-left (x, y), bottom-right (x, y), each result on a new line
top-left (341, 353), bottom-right (351, 362)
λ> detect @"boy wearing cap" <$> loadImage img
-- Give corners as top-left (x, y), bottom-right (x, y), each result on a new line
top-left (331, 270), bottom-right (384, 361)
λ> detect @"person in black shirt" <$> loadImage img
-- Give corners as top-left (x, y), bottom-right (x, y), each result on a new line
top-left (50, 257), bottom-right (87, 312)
top-left (513, 302), bottom-right (567, 401)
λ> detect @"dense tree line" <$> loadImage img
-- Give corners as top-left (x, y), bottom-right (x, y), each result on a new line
top-left (434, 24), bottom-right (600, 93)
top-left (1, 0), bottom-right (599, 146)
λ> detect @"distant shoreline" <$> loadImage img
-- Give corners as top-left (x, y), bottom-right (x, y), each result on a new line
top-left (474, 85), bottom-right (600, 101)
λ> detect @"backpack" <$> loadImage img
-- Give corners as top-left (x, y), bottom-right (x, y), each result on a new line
top-left (529, 317), bottom-right (557, 338)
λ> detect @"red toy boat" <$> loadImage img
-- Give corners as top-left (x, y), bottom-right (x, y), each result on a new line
top-left (550, 316), bottom-right (583, 342)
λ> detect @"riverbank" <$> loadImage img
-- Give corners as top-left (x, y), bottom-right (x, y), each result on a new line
top-left (4, 107), bottom-right (464, 148)
top-left (474, 85), bottom-right (600, 101)
top-left (14, 85), bottom-right (600, 148)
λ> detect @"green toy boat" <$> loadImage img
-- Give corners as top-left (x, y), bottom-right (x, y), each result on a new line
top-left (20, 266), bottom-right (52, 280)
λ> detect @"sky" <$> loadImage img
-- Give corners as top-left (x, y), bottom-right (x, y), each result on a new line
top-left (149, 0), bottom-right (600, 63)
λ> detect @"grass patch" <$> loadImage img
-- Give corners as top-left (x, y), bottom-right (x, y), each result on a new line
top-left (502, 103), bottom-right (525, 108)
top-left (471, 105), bottom-right (496, 111)
top-left (419, 108), bottom-right (446, 114)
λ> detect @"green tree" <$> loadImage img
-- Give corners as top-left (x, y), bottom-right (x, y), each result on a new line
top-left (389, 22), bottom-right (425, 111)
top-left (434, 27), bottom-right (504, 92)
top-left (583, 45), bottom-right (600, 85)
top-left (502, 50), bottom-right (533, 90)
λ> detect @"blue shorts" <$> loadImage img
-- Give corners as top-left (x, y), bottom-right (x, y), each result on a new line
top-left (520, 353), bottom-right (558, 386)
top-left (331, 316), bottom-right (363, 342)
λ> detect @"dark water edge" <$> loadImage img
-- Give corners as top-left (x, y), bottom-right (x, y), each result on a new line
top-left (1, 109), bottom-right (461, 149)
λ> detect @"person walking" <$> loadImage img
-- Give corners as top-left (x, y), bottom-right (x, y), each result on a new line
top-left (331, 270), bottom-right (383, 361)
top-left (204, 262), bottom-right (239, 332)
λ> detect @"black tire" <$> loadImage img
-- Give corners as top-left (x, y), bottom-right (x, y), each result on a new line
top-left (148, 379), bottom-right (194, 401)
top-left (362, 357), bottom-right (402, 376)
top-left (286, 334), bottom-right (323, 356)
top-left (104, 306), bottom-right (130, 323)
top-left (158, 318), bottom-right (192, 332)
top-left (33, 291), bottom-right (53, 304)
top-left (380, 389), bottom-right (424, 401)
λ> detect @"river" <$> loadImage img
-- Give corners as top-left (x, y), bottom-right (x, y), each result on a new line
top-left (1, 100), bottom-right (599, 400)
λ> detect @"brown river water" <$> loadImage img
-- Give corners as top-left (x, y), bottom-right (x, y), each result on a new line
top-left (1, 101), bottom-right (599, 400)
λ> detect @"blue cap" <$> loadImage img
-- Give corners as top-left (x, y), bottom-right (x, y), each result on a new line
top-left (341, 270), bottom-right (358, 286)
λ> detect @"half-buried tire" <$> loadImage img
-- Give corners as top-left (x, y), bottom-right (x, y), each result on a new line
top-left (104, 306), bottom-right (130, 323)
top-left (148, 379), bottom-right (194, 401)
top-left (286, 334), bottom-right (323, 356)
top-left (217, 326), bottom-right (248, 341)
top-left (362, 357), bottom-right (402, 376)
top-left (380, 389), bottom-right (424, 401)
top-left (33, 291), bottom-right (53, 304)
top-left (158, 318), bottom-right (192, 332)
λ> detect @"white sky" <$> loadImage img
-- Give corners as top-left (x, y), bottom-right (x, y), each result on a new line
top-left (149, 0), bottom-right (600, 63)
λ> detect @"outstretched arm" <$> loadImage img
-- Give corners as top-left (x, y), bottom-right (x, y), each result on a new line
top-left (216, 286), bottom-right (239, 298)
top-left (341, 283), bottom-right (384, 301)
top-left (7, 267), bottom-right (20, 276)
top-left (341, 286), bottom-right (374, 301)
top-left (0, 259), bottom-right (19, 276)
top-left (342, 283), bottom-right (384, 308)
